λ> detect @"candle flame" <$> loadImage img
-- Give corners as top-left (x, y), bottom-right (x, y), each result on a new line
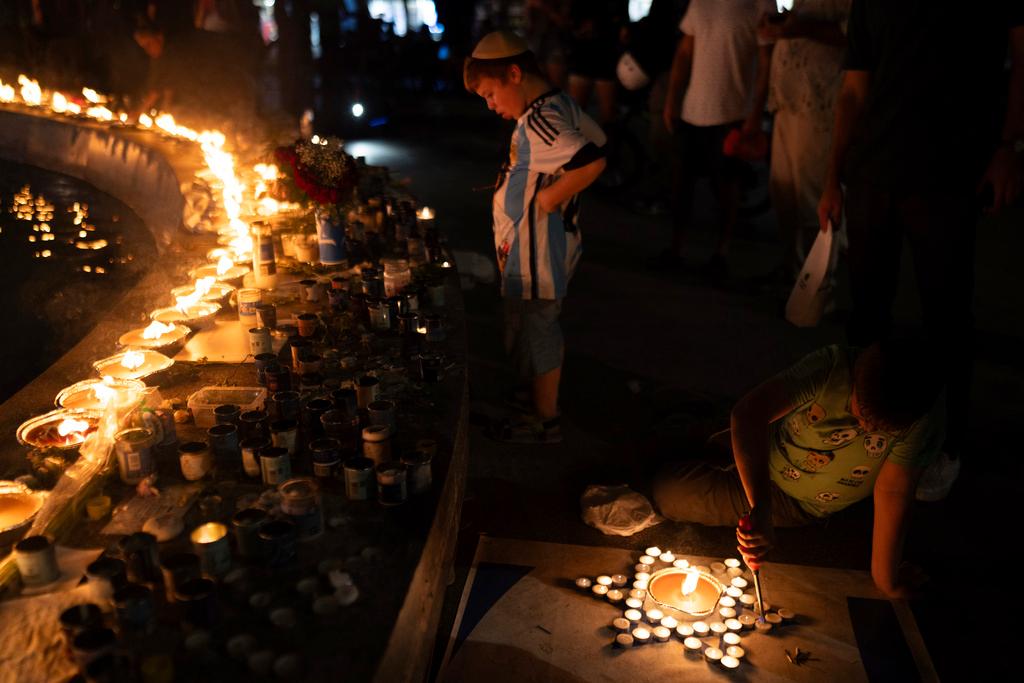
top-left (195, 276), bottom-right (216, 297)
top-left (66, 101), bottom-right (81, 115)
top-left (51, 91), bottom-right (67, 113)
top-left (92, 380), bottom-right (117, 406)
top-left (417, 207), bottom-right (434, 220)
top-left (121, 350), bottom-right (145, 370)
top-left (681, 570), bottom-right (700, 596)
top-left (18, 75), bottom-right (41, 106)
top-left (141, 320), bottom-right (176, 340)
top-left (138, 113), bottom-right (153, 128)
top-left (82, 87), bottom-right (101, 104)
top-left (86, 105), bottom-right (113, 122)
top-left (253, 163), bottom-right (279, 181)
top-left (0, 79), bottom-right (14, 102)
top-left (216, 255), bottom-right (233, 277)
top-left (57, 417), bottom-right (90, 437)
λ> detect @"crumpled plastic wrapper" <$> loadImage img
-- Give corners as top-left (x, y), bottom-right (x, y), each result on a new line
top-left (580, 485), bottom-right (663, 536)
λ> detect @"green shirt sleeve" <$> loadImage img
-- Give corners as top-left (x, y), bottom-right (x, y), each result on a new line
top-left (886, 393), bottom-right (945, 469)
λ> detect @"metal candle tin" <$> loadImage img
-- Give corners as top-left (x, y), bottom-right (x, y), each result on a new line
top-left (309, 438), bottom-right (341, 479)
top-left (270, 419), bottom-right (298, 456)
top-left (401, 450), bottom-right (433, 495)
top-left (119, 531), bottom-right (162, 585)
top-left (14, 535), bottom-right (59, 586)
top-left (178, 441), bottom-right (213, 481)
top-left (160, 552), bottom-right (201, 602)
top-left (190, 522), bottom-right (232, 577)
top-left (114, 583), bottom-right (154, 632)
top-left (343, 457), bottom-right (375, 500)
top-left (254, 303), bottom-right (277, 330)
top-left (257, 519), bottom-right (297, 567)
top-left (239, 409), bottom-right (270, 440)
top-left (114, 427), bottom-right (155, 485)
top-left (214, 403), bottom-right (241, 426)
top-left (249, 326), bottom-right (273, 356)
top-left (259, 446), bottom-right (291, 485)
top-left (272, 390), bottom-right (301, 421)
top-left (367, 400), bottom-right (397, 431)
top-left (355, 375), bottom-right (380, 409)
top-left (362, 425), bottom-right (393, 465)
top-left (231, 507), bottom-right (268, 561)
top-left (207, 423), bottom-right (240, 461)
top-left (278, 477), bottom-right (323, 539)
top-left (376, 463), bottom-right (407, 505)
top-left (239, 437), bottom-right (269, 478)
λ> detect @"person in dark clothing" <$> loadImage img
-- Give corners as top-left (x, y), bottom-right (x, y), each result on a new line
top-left (818, 0), bottom-right (1024, 500)
top-left (566, 0), bottom-right (629, 125)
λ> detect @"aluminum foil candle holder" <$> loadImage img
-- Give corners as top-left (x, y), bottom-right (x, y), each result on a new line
top-left (118, 321), bottom-right (189, 353)
top-left (93, 350), bottom-right (174, 381)
top-left (643, 568), bottom-right (725, 621)
top-left (16, 409), bottom-right (101, 450)
top-left (55, 378), bottom-right (145, 410)
top-left (151, 302), bottom-right (221, 331)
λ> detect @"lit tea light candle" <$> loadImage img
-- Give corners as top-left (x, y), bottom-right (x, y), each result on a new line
top-left (631, 627), bottom-right (651, 644)
top-left (754, 621), bottom-right (772, 634)
top-left (675, 623), bottom-right (694, 638)
top-left (724, 558), bottom-right (741, 569)
top-left (171, 279), bottom-right (234, 304)
top-left (118, 320), bottom-right (189, 351)
top-left (710, 622), bottom-right (728, 637)
top-left (710, 562), bottom-right (727, 575)
top-left (575, 577), bottom-right (592, 592)
top-left (692, 621), bottom-right (710, 637)
top-left (645, 609), bottom-right (664, 624)
top-left (672, 559), bottom-right (690, 569)
top-left (726, 586), bottom-right (743, 599)
top-left (731, 577), bottom-right (749, 590)
top-left (614, 633), bottom-right (634, 649)
top-left (704, 646), bottom-right (723, 663)
top-left (606, 589), bottom-right (624, 603)
top-left (635, 563), bottom-right (652, 573)
top-left (719, 596), bottom-right (736, 609)
top-left (647, 568), bottom-right (723, 619)
top-left (93, 349), bottom-right (173, 381)
top-left (722, 632), bottom-right (741, 647)
top-left (624, 609), bottom-right (643, 624)
top-left (738, 614), bottom-right (756, 629)
top-left (660, 616), bottom-right (678, 630)
top-left (633, 579), bottom-right (648, 590)
top-left (721, 655), bottom-right (740, 670)
top-left (720, 607), bottom-right (737, 619)
top-left (638, 555), bottom-right (655, 565)
top-left (634, 571), bottom-right (651, 582)
top-left (611, 574), bottom-right (628, 587)
top-left (628, 589), bottom-right (646, 601)
top-left (612, 617), bottom-right (631, 632)
top-left (591, 584), bottom-right (609, 598)
top-left (16, 409), bottom-right (100, 450)
top-left (596, 575), bottom-right (613, 587)
top-left (725, 618), bottom-right (743, 632)
top-left (644, 547), bottom-right (662, 557)
top-left (777, 608), bottom-right (795, 622)
top-left (726, 645), bottom-right (745, 659)
top-left (683, 637), bottom-right (702, 656)
top-left (659, 552), bottom-right (676, 563)
top-left (739, 594), bottom-right (756, 609)
top-left (625, 597), bottom-right (643, 610)
top-left (652, 626), bottom-right (671, 642)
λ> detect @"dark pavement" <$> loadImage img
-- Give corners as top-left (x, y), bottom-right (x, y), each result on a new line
top-left (343, 92), bottom-right (1022, 680)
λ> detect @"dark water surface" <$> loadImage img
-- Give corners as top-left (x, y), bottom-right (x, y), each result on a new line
top-left (0, 159), bottom-right (156, 403)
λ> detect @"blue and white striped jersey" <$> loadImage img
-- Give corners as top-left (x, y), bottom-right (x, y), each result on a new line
top-left (492, 90), bottom-right (606, 300)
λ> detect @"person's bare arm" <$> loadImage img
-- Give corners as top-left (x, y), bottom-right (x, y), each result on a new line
top-left (817, 69), bottom-right (870, 232)
top-left (743, 43), bottom-right (774, 137)
top-left (536, 157), bottom-right (606, 213)
top-left (662, 34), bottom-right (694, 133)
top-left (871, 460), bottom-right (920, 597)
top-left (980, 25), bottom-right (1024, 211)
top-left (730, 377), bottom-right (801, 565)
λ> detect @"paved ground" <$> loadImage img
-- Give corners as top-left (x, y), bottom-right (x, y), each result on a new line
top-left (341, 91), bottom-right (1024, 679)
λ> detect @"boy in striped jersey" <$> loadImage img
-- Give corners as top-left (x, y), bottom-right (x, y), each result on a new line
top-left (465, 31), bottom-right (607, 443)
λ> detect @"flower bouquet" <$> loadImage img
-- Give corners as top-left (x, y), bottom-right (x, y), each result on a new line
top-left (274, 136), bottom-right (361, 265)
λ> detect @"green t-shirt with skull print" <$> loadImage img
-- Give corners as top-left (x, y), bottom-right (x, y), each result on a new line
top-left (769, 345), bottom-right (944, 517)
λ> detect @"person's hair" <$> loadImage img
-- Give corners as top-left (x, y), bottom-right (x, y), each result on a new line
top-left (463, 52), bottom-right (543, 92)
top-left (852, 338), bottom-right (943, 432)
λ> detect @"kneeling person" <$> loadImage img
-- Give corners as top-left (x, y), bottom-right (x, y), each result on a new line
top-left (653, 341), bottom-right (944, 597)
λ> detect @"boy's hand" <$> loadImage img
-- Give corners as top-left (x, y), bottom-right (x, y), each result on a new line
top-left (874, 562), bottom-right (929, 599)
top-left (736, 507), bottom-right (775, 569)
top-left (536, 186), bottom-right (560, 214)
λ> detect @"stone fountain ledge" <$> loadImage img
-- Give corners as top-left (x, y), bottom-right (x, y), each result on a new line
top-left (0, 106), bottom-right (217, 477)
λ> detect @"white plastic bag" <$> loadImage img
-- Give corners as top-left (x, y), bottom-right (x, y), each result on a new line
top-left (581, 485), bottom-right (663, 537)
top-left (785, 224), bottom-right (834, 328)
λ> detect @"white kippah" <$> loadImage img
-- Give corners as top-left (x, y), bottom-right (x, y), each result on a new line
top-left (472, 30), bottom-right (529, 60)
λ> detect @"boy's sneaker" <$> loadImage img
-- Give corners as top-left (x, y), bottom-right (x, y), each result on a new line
top-left (488, 415), bottom-right (563, 444)
top-left (915, 451), bottom-right (961, 502)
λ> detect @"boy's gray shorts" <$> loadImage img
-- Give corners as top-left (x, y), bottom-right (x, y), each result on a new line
top-left (503, 298), bottom-right (563, 378)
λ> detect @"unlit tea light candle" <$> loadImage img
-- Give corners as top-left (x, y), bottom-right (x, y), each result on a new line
top-left (777, 608), bottom-right (795, 621)
top-left (634, 571), bottom-right (651, 582)
top-left (728, 567), bottom-right (744, 578)
top-left (635, 563), bottom-right (652, 574)
top-left (710, 562), bottom-right (727, 575)
top-left (725, 618), bottom-right (743, 632)
top-left (719, 596), bottom-right (736, 609)
top-left (606, 589), bottom-right (624, 603)
top-left (739, 593), bottom-right (756, 608)
top-left (673, 559), bottom-right (690, 569)
top-left (755, 621), bottom-right (773, 634)
top-left (615, 633), bottom-right (634, 649)
top-left (724, 558), bottom-right (741, 569)
top-left (653, 626), bottom-right (671, 642)
top-left (710, 622), bottom-right (728, 636)
top-left (612, 617), bottom-right (631, 632)
top-left (765, 613), bottom-right (782, 625)
top-left (720, 607), bottom-right (737, 619)
top-left (633, 579), bottom-right (648, 590)
top-left (726, 645), bottom-right (745, 659)
top-left (596, 575), bottom-right (613, 587)
top-left (611, 574), bottom-right (628, 587)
